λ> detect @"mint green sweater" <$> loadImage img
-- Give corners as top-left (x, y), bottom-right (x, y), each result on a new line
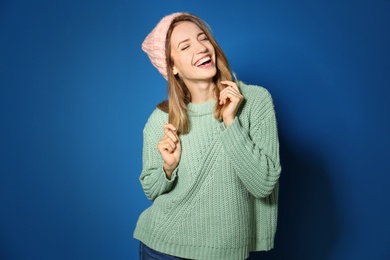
top-left (134, 82), bottom-right (281, 260)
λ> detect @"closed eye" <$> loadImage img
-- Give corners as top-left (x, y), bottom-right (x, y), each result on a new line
top-left (199, 33), bottom-right (209, 41)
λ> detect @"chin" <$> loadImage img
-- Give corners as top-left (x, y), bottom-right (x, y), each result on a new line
top-left (201, 68), bottom-right (217, 79)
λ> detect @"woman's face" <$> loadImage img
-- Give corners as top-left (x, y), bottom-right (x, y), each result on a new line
top-left (169, 21), bottom-right (216, 83)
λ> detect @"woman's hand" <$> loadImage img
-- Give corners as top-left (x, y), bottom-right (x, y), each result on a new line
top-left (157, 124), bottom-right (181, 179)
top-left (219, 80), bottom-right (244, 127)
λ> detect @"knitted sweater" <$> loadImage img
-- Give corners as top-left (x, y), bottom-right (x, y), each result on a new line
top-left (133, 82), bottom-right (281, 260)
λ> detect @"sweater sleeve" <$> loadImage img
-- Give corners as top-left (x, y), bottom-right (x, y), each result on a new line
top-left (219, 87), bottom-right (281, 198)
top-left (139, 113), bottom-right (178, 201)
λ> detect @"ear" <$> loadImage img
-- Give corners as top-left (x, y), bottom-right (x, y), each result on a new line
top-left (172, 65), bottom-right (178, 75)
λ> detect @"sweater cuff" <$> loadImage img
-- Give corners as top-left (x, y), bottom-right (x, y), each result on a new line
top-left (219, 117), bottom-right (246, 150)
top-left (160, 166), bottom-right (178, 190)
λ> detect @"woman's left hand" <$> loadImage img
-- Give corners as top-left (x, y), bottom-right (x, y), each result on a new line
top-left (219, 80), bottom-right (244, 127)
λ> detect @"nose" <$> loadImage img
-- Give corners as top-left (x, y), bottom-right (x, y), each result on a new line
top-left (194, 40), bottom-right (208, 53)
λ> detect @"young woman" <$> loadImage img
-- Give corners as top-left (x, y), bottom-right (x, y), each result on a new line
top-left (134, 12), bottom-right (281, 260)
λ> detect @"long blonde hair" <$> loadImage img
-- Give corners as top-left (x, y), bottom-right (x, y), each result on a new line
top-left (157, 13), bottom-right (233, 135)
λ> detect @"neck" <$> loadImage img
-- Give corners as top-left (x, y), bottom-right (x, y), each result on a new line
top-left (185, 79), bottom-right (216, 104)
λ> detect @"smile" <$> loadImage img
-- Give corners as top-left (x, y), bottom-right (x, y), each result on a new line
top-left (194, 56), bottom-right (212, 67)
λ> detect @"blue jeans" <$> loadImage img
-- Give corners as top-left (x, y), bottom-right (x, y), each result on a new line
top-left (139, 242), bottom-right (186, 260)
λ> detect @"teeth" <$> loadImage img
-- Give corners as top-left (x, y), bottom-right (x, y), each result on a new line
top-left (195, 56), bottom-right (210, 67)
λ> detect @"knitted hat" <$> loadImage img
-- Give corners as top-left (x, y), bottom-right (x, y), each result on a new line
top-left (142, 12), bottom-right (185, 80)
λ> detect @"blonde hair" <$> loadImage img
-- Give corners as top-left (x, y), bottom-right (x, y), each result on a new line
top-left (157, 13), bottom-right (233, 135)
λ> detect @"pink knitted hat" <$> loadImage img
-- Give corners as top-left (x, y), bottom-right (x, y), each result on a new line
top-left (142, 12), bottom-right (184, 80)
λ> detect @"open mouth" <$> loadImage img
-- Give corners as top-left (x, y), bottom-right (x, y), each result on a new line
top-left (195, 56), bottom-right (212, 67)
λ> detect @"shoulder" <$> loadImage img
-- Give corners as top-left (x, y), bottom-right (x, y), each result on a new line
top-left (238, 81), bottom-right (276, 119)
top-left (148, 107), bottom-right (168, 121)
top-left (239, 81), bottom-right (272, 102)
top-left (143, 107), bottom-right (168, 136)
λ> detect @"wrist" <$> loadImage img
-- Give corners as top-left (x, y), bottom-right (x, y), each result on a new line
top-left (223, 116), bottom-right (235, 127)
top-left (163, 163), bottom-right (176, 179)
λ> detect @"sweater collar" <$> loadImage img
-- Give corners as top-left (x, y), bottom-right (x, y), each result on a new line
top-left (187, 99), bottom-right (216, 116)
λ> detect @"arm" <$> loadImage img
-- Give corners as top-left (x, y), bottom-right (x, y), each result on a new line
top-left (139, 120), bottom-right (180, 201)
top-left (219, 88), bottom-right (281, 198)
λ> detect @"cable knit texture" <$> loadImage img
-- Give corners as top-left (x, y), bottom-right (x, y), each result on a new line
top-left (141, 12), bottom-right (183, 80)
top-left (134, 82), bottom-right (281, 260)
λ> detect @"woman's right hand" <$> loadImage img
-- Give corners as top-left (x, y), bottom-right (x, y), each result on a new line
top-left (157, 124), bottom-right (181, 179)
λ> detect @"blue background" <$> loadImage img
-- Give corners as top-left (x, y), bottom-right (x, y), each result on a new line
top-left (1, 0), bottom-right (389, 259)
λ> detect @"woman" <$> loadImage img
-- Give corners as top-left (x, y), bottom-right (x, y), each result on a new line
top-left (134, 12), bottom-right (281, 260)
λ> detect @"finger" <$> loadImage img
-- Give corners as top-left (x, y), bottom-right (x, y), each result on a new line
top-left (221, 80), bottom-right (238, 91)
top-left (163, 124), bottom-right (177, 133)
top-left (161, 133), bottom-right (178, 148)
top-left (221, 87), bottom-right (240, 98)
top-left (165, 140), bottom-right (176, 153)
top-left (164, 130), bottom-right (179, 142)
top-left (221, 80), bottom-right (241, 94)
top-left (220, 84), bottom-right (240, 96)
top-left (165, 131), bottom-right (179, 143)
top-left (219, 88), bottom-right (241, 104)
top-left (219, 89), bottom-right (231, 105)
top-left (220, 80), bottom-right (235, 86)
top-left (158, 140), bottom-right (176, 153)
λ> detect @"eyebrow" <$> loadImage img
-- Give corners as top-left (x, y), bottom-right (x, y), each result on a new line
top-left (176, 32), bottom-right (206, 49)
top-left (177, 39), bottom-right (190, 49)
